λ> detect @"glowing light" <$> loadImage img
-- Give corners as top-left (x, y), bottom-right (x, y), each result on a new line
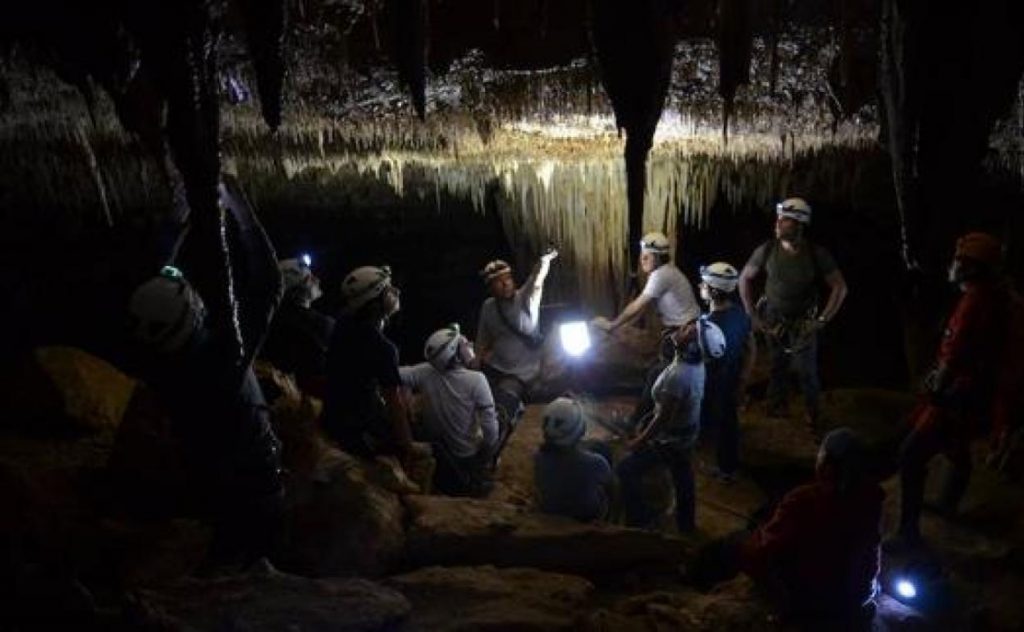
top-left (895, 579), bottom-right (917, 600)
top-left (301, 253), bottom-right (312, 267)
top-left (559, 321), bottom-right (591, 357)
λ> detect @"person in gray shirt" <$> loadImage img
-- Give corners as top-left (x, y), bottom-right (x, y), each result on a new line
top-left (475, 249), bottom-right (558, 402)
top-left (739, 197), bottom-right (847, 433)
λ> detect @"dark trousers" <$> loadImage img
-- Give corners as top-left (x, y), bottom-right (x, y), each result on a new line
top-left (703, 379), bottom-right (740, 474)
top-left (898, 417), bottom-right (972, 537)
top-left (618, 442), bottom-right (695, 532)
top-left (767, 333), bottom-right (820, 420)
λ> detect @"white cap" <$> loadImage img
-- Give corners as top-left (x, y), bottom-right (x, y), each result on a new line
top-left (480, 259), bottom-right (512, 284)
top-left (128, 266), bottom-right (205, 353)
top-left (542, 397), bottom-right (586, 447)
top-left (776, 197), bottom-right (812, 224)
top-left (640, 232), bottom-right (671, 255)
top-left (700, 262), bottom-right (739, 292)
top-left (340, 265), bottom-right (392, 315)
top-left (424, 325), bottom-right (462, 371)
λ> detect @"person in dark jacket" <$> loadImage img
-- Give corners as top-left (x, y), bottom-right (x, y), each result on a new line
top-left (739, 427), bottom-right (882, 624)
top-left (262, 255), bottom-right (334, 397)
top-left (698, 262), bottom-right (753, 481)
top-left (126, 177), bottom-right (285, 570)
top-left (323, 265), bottom-right (419, 465)
top-left (533, 396), bottom-right (613, 522)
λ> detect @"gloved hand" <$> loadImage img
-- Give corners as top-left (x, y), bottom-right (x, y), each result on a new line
top-left (541, 248), bottom-right (559, 263)
top-left (923, 365), bottom-right (949, 395)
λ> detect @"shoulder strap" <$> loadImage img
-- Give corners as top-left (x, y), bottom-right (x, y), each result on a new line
top-left (495, 299), bottom-right (544, 349)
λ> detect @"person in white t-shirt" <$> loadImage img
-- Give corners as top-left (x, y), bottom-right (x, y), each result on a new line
top-left (592, 231), bottom-right (700, 428)
top-left (592, 231), bottom-right (699, 342)
top-left (401, 325), bottom-right (499, 496)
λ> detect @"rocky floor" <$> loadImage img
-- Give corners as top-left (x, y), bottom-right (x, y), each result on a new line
top-left (3, 347), bottom-right (1024, 630)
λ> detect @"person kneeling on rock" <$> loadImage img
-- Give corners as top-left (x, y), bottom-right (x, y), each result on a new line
top-left (401, 325), bottom-right (499, 496)
top-left (533, 397), bottom-right (614, 522)
top-left (691, 427), bottom-right (883, 627)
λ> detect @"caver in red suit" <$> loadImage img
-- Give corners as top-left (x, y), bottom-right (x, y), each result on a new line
top-left (895, 232), bottom-right (1007, 544)
top-left (740, 428), bottom-right (883, 621)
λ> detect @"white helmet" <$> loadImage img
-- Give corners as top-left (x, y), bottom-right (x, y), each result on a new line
top-left (640, 231), bottom-right (671, 255)
top-left (340, 265), bottom-right (392, 315)
top-left (480, 259), bottom-right (512, 285)
top-left (279, 256), bottom-right (322, 304)
top-left (542, 397), bottom-right (586, 447)
top-left (776, 197), bottom-right (812, 224)
top-left (128, 266), bottom-right (205, 353)
top-left (700, 262), bottom-right (739, 293)
top-left (424, 325), bottom-right (463, 371)
top-left (697, 316), bottom-right (727, 360)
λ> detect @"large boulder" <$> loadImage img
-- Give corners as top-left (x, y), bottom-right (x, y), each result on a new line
top-left (5, 346), bottom-right (136, 436)
top-left (404, 495), bottom-right (691, 576)
top-left (106, 382), bottom-right (190, 516)
top-left (278, 447), bottom-right (408, 578)
top-left (130, 561), bottom-right (411, 631)
top-left (387, 565), bottom-right (593, 631)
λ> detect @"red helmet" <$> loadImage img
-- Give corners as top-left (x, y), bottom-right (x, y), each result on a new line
top-left (954, 232), bottom-right (1002, 269)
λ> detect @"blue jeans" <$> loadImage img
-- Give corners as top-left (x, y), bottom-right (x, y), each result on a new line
top-left (617, 442), bottom-right (695, 532)
top-left (767, 333), bottom-right (820, 420)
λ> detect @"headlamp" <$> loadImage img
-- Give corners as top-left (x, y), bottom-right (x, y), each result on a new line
top-left (160, 265), bottom-right (184, 279)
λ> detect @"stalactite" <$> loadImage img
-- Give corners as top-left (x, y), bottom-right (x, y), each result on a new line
top-left (234, 0), bottom-right (290, 131)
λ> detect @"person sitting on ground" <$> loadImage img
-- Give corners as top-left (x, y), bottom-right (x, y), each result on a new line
top-left (126, 178), bottom-right (284, 570)
top-left (533, 396), bottom-right (614, 522)
top-left (736, 427), bottom-right (883, 625)
top-left (400, 325), bottom-right (499, 496)
top-left (261, 255), bottom-right (335, 397)
top-left (475, 248), bottom-right (559, 404)
top-left (890, 232), bottom-right (1012, 549)
top-left (617, 316), bottom-right (725, 533)
top-left (592, 231), bottom-right (700, 428)
top-left (323, 265), bottom-right (421, 466)
top-left (698, 262), bottom-right (753, 482)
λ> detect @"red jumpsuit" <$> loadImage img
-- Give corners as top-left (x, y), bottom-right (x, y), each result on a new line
top-left (899, 281), bottom-right (1005, 538)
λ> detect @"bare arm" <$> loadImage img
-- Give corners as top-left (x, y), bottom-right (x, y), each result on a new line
top-left (738, 263), bottom-right (760, 318)
top-left (632, 395), bottom-right (680, 447)
top-left (608, 294), bottom-right (654, 331)
top-left (818, 269), bottom-right (848, 322)
top-left (520, 250), bottom-right (558, 319)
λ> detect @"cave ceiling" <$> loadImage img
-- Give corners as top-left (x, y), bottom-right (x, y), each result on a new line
top-left (1, 0), bottom-right (1023, 329)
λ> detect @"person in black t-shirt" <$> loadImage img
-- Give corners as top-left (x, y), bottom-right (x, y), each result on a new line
top-left (323, 265), bottom-right (416, 461)
top-left (262, 256), bottom-right (334, 397)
